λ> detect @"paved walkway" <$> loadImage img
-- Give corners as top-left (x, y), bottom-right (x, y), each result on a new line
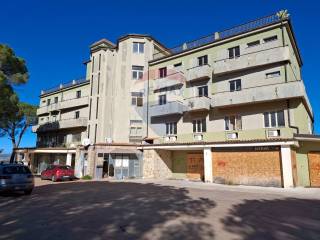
top-left (0, 178), bottom-right (319, 240)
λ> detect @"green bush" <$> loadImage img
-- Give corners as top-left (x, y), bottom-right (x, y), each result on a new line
top-left (82, 175), bottom-right (92, 180)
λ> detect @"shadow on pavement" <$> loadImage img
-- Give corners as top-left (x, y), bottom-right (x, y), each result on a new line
top-left (221, 198), bottom-right (320, 240)
top-left (0, 181), bottom-right (216, 240)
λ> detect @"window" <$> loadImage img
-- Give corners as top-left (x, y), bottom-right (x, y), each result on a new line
top-left (92, 56), bottom-right (95, 73)
top-left (76, 90), bottom-right (81, 98)
top-left (89, 99), bottom-right (92, 120)
top-left (166, 122), bottom-right (177, 135)
top-left (47, 99), bottom-right (51, 106)
top-left (96, 97), bottom-right (99, 119)
top-left (97, 73), bottom-right (100, 94)
top-left (225, 115), bottom-right (242, 131)
top-left (98, 54), bottom-right (101, 70)
top-left (193, 119), bottom-right (206, 133)
top-left (198, 86), bottom-right (208, 97)
top-left (130, 126), bottom-right (142, 136)
top-left (130, 120), bottom-right (143, 125)
top-left (72, 133), bottom-right (81, 142)
top-left (247, 40), bottom-right (260, 48)
top-left (264, 111), bottom-right (285, 128)
top-left (75, 111), bottom-right (80, 119)
top-left (174, 62), bottom-right (182, 68)
top-left (230, 79), bottom-right (241, 92)
top-left (266, 71), bottom-right (281, 78)
top-left (198, 55), bottom-right (208, 66)
top-left (174, 62), bottom-right (182, 72)
top-left (133, 42), bottom-right (144, 53)
top-left (159, 67), bottom-right (167, 78)
top-left (90, 75), bottom-right (93, 96)
top-left (54, 97), bottom-right (58, 103)
top-left (264, 35), bottom-right (278, 43)
top-left (159, 94), bottom-right (167, 105)
top-left (132, 66), bottom-right (144, 80)
top-left (131, 92), bottom-right (143, 107)
top-left (228, 46), bottom-right (240, 59)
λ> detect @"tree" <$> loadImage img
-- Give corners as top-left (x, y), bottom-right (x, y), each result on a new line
top-left (0, 44), bottom-right (30, 161)
top-left (0, 102), bottom-right (37, 162)
top-left (0, 44), bottom-right (29, 125)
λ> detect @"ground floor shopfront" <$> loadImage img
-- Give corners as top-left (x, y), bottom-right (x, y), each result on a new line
top-left (14, 135), bottom-right (320, 188)
top-left (140, 138), bottom-right (320, 188)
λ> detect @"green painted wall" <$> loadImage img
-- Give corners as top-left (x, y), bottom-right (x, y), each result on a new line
top-left (149, 27), bottom-right (283, 98)
top-left (172, 151), bottom-right (187, 179)
top-left (290, 98), bottom-right (311, 134)
top-left (296, 141), bottom-right (320, 186)
top-left (159, 127), bottom-right (295, 144)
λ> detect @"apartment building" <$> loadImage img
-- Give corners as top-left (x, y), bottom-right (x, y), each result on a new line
top-left (25, 34), bottom-right (166, 177)
top-left (16, 10), bottom-right (320, 187)
top-left (142, 11), bottom-right (319, 188)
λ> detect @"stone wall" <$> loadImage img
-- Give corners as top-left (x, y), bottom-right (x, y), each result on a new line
top-left (143, 149), bottom-right (173, 179)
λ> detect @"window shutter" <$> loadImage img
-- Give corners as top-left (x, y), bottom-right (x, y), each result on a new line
top-left (202, 119), bottom-right (207, 132)
top-left (193, 120), bottom-right (197, 133)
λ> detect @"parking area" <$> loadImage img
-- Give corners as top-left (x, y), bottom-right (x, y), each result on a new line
top-left (1, 178), bottom-right (320, 240)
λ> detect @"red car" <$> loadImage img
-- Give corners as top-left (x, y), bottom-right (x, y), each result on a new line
top-left (41, 165), bottom-right (75, 182)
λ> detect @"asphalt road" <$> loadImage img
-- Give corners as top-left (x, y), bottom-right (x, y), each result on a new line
top-left (0, 178), bottom-right (320, 240)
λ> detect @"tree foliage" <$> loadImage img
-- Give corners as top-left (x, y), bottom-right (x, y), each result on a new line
top-left (0, 44), bottom-right (28, 85)
top-left (0, 102), bottom-right (37, 149)
top-left (0, 44), bottom-right (31, 156)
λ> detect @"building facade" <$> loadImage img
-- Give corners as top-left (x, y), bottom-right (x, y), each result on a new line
top-left (17, 11), bottom-right (320, 187)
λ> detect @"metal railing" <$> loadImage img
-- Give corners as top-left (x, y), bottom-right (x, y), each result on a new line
top-left (153, 12), bottom-right (283, 60)
top-left (41, 78), bottom-right (89, 95)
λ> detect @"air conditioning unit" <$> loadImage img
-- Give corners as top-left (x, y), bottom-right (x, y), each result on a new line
top-left (170, 136), bottom-right (177, 142)
top-left (267, 129), bottom-right (280, 138)
top-left (226, 132), bottom-right (238, 140)
top-left (194, 134), bottom-right (203, 141)
top-left (106, 137), bottom-right (113, 143)
top-left (164, 136), bottom-right (170, 142)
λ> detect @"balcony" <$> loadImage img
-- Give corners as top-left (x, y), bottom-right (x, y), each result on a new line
top-left (213, 46), bottom-right (290, 75)
top-left (152, 13), bottom-right (282, 60)
top-left (32, 117), bottom-right (88, 132)
top-left (186, 65), bottom-right (211, 82)
top-left (153, 73), bottom-right (184, 91)
top-left (211, 81), bottom-right (311, 109)
top-left (149, 101), bottom-right (185, 117)
top-left (41, 78), bottom-right (89, 95)
top-left (184, 96), bottom-right (211, 112)
top-left (36, 96), bottom-right (89, 116)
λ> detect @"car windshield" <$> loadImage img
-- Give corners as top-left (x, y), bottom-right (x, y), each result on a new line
top-left (59, 166), bottom-right (71, 170)
top-left (3, 166), bottom-right (31, 174)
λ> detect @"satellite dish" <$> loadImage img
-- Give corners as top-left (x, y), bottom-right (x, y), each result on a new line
top-left (106, 137), bottom-right (113, 144)
top-left (82, 138), bottom-right (91, 147)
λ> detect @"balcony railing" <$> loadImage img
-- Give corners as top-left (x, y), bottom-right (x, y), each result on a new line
top-left (32, 117), bottom-right (88, 132)
top-left (149, 101), bottom-right (186, 117)
top-left (184, 96), bottom-right (212, 112)
top-left (153, 12), bottom-right (283, 60)
top-left (213, 46), bottom-right (290, 75)
top-left (186, 64), bottom-right (211, 82)
top-left (211, 81), bottom-right (310, 109)
top-left (153, 72), bottom-right (184, 91)
top-left (41, 78), bottom-right (89, 95)
top-left (36, 96), bottom-right (89, 115)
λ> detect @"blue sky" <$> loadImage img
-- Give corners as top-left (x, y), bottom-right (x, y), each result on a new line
top-left (0, 0), bottom-right (319, 153)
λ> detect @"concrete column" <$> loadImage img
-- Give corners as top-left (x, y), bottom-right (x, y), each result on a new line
top-left (66, 153), bottom-right (72, 166)
top-left (203, 147), bottom-right (213, 182)
top-left (280, 145), bottom-right (294, 188)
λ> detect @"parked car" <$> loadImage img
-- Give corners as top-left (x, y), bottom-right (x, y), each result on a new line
top-left (41, 165), bottom-right (75, 182)
top-left (0, 163), bottom-right (34, 195)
